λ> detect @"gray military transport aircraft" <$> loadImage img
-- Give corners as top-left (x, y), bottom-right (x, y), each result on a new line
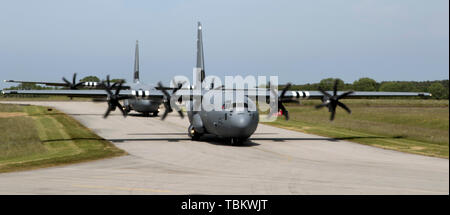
top-left (3, 40), bottom-right (181, 117)
top-left (1, 22), bottom-right (432, 145)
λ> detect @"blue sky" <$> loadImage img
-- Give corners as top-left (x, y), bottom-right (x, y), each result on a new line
top-left (0, 0), bottom-right (448, 89)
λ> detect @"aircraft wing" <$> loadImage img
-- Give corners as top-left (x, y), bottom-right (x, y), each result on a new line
top-left (1, 89), bottom-right (163, 99)
top-left (174, 89), bottom-right (431, 99)
top-left (4, 80), bottom-right (69, 87)
top-left (4, 80), bottom-right (131, 90)
top-left (274, 90), bottom-right (432, 99)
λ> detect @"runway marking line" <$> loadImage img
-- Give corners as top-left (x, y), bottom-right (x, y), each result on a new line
top-left (71, 184), bottom-right (172, 193)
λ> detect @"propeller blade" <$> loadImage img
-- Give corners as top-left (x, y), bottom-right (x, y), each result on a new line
top-left (177, 110), bottom-right (184, 118)
top-left (158, 82), bottom-right (170, 97)
top-left (330, 108), bottom-right (336, 121)
top-left (337, 91), bottom-right (354, 100)
top-left (111, 82), bottom-right (118, 90)
top-left (103, 107), bottom-right (112, 118)
top-left (73, 73), bottom-right (77, 85)
top-left (158, 81), bottom-right (185, 120)
top-left (278, 101), bottom-right (289, 120)
top-left (106, 75), bottom-right (110, 88)
top-left (62, 77), bottom-right (71, 85)
top-left (105, 86), bottom-right (113, 96)
top-left (280, 83), bottom-right (291, 98)
top-left (116, 102), bottom-right (127, 117)
top-left (315, 79), bottom-right (353, 121)
top-left (161, 109), bottom-right (169, 120)
top-left (333, 79), bottom-right (338, 96)
top-left (100, 75), bottom-right (128, 119)
top-left (74, 82), bottom-right (84, 88)
top-left (337, 101), bottom-right (351, 114)
top-left (315, 103), bottom-right (328, 109)
top-left (318, 88), bottom-right (332, 98)
top-left (115, 82), bottom-right (123, 95)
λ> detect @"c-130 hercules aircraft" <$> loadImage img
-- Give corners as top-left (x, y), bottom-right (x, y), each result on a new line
top-left (2, 22), bottom-right (431, 145)
top-left (3, 40), bottom-right (180, 117)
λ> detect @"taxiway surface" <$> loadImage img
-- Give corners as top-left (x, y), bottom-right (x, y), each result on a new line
top-left (0, 101), bottom-right (448, 194)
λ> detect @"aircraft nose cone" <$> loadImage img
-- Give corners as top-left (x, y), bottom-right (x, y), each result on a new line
top-left (234, 114), bottom-right (251, 128)
top-left (227, 112), bottom-right (258, 138)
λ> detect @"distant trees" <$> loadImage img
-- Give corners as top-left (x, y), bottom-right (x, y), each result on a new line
top-left (287, 78), bottom-right (448, 99)
top-left (79, 76), bottom-right (100, 82)
top-left (379, 81), bottom-right (417, 92)
top-left (318, 78), bottom-right (345, 90)
top-left (353, 78), bottom-right (377, 91)
top-left (4, 83), bottom-right (53, 90)
top-left (428, 83), bottom-right (448, 99)
top-left (79, 76), bottom-right (126, 83)
top-left (110, 79), bottom-right (126, 83)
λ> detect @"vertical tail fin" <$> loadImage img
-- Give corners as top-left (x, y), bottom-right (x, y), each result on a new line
top-left (196, 22), bottom-right (205, 82)
top-left (134, 40), bottom-right (140, 83)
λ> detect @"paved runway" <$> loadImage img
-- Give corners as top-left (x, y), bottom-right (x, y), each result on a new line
top-left (0, 101), bottom-right (448, 194)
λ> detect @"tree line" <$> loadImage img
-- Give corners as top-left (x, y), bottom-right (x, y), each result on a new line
top-left (286, 78), bottom-right (449, 99)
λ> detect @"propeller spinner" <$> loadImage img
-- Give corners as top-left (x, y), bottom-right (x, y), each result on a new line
top-left (315, 79), bottom-right (353, 121)
top-left (268, 82), bottom-right (298, 120)
top-left (101, 75), bottom-right (128, 118)
top-left (157, 81), bottom-right (184, 120)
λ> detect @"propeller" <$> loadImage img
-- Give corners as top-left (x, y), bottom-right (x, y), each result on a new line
top-left (315, 79), bottom-right (353, 121)
top-left (172, 79), bottom-right (186, 91)
top-left (62, 73), bottom-right (85, 89)
top-left (157, 81), bottom-right (184, 120)
top-left (268, 82), bottom-right (297, 120)
top-left (101, 75), bottom-right (128, 118)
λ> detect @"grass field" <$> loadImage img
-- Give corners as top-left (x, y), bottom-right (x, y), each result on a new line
top-left (0, 103), bottom-right (125, 173)
top-left (264, 99), bottom-right (449, 158)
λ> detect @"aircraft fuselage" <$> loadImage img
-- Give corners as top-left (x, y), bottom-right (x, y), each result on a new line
top-left (187, 95), bottom-right (259, 141)
top-left (123, 83), bottom-right (163, 115)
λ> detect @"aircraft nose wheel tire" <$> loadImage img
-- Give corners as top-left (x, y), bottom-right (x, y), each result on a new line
top-left (230, 137), bottom-right (244, 146)
top-left (188, 124), bottom-right (202, 141)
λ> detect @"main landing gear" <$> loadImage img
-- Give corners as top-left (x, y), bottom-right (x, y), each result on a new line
top-left (188, 124), bottom-right (202, 141)
top-left (122, 105), bottom-right (131, 114)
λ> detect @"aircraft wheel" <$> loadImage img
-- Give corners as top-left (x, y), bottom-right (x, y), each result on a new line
top-left (122, 106), bottom-right (130, 113)
top-left (230, 137), bottom-right (244, 146)
top-left (143, 112), bottom-right (150, 117)
top-left (153, 111), bottom-right (159, 116)
top-left (188, 124), bottom-right (201, 141)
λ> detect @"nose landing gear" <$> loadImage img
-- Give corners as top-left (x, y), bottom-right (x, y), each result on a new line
top-left (230, 137), bottom-right (247, 146)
